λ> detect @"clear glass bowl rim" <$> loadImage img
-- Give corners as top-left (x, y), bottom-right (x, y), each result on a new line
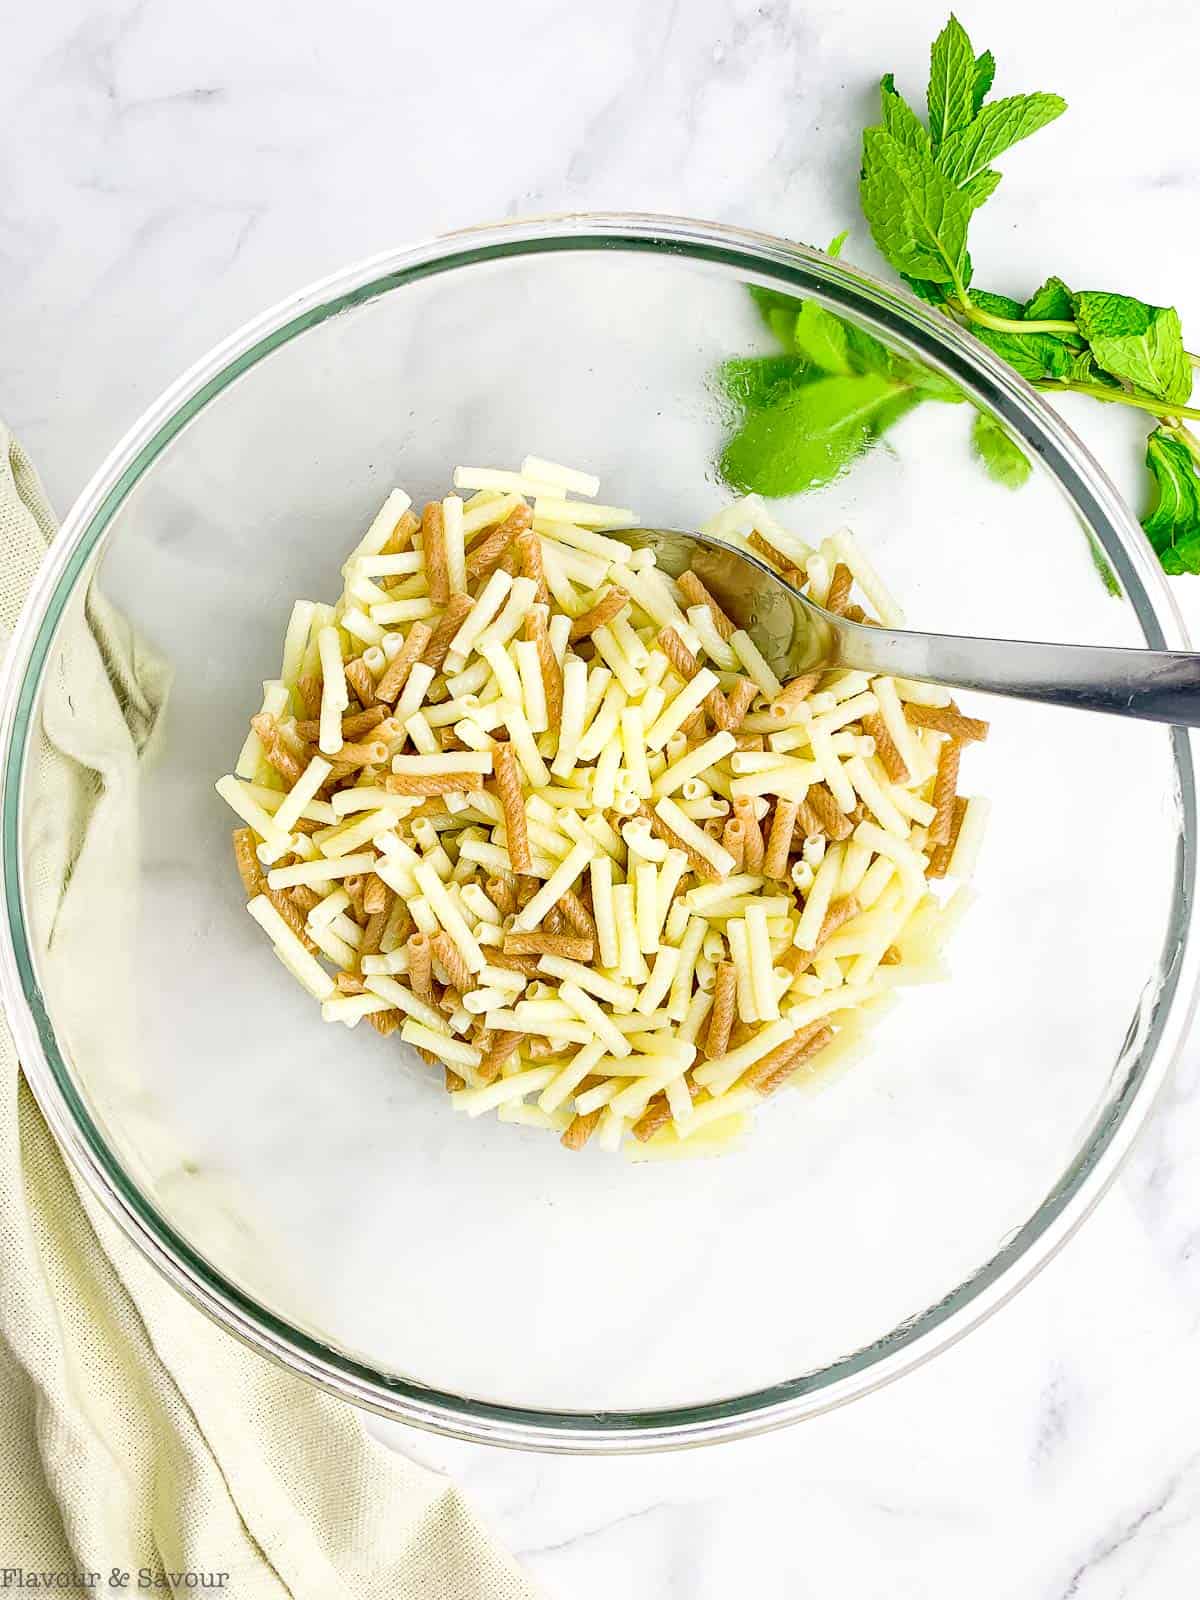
top-left (1, 212), bottom-right (1196, 1453)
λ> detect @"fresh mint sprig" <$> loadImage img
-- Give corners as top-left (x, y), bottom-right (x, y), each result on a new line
top-left (717, 14), bottom-right (1200, 579)
top-left (859, 15), bottom-right (1200, 571)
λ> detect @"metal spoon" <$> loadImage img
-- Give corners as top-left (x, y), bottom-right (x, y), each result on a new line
top-left (609, 528), bottom-right (1200, 727)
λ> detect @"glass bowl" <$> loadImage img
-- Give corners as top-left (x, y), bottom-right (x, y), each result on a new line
top-left (2, 215), bottom-right (1196, 1452)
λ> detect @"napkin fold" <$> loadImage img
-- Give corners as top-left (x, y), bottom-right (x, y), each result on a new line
top-left (0, 422), bottom-right (539, 1600)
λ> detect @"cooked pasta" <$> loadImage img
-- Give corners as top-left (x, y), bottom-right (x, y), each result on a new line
top-left (217, 462), bottom-right (989, 1157)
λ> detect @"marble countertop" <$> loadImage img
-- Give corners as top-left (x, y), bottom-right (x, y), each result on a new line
top-left (7, 0), bottom-right (1200, 1593)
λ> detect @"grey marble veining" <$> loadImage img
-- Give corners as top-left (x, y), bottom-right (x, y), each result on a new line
top-left (6, 0), bottom-right (1200, 1593)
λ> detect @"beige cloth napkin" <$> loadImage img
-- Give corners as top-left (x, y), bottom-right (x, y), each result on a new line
top-left (0, 423), bottom-right (540, 1600)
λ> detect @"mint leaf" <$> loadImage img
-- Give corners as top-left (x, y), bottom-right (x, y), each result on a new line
top-left (720, 373), bottom-right (907, 496)
top-left (894, 359), bottom-right (964, 403)
top-left (791, 302), bottom-right (854, 375)
top-left (749, 285), bottom-right (804, 350)
top-left (927, 15), bottom-right (978, 148)
top-left (972, 411), bottom-right (1031, 488)
top-left (1073, 291), bottom-right (1192, 405)
top-left (860, 128), bottom-right (973, 288)
top-left (901, 273), bottom-right (950, 306)
top-left (968, 288), bottom-right (1076, 380)
top-left (960, 169), bottom-right (1002, 210)
top-left (880, 73), bottom-right (933, 155)
top-left (826, 230), bottom-right (849, 258)
top-left (936, 93), bottom-right (1067, 189)
top-left (718, 354), bottom-right (814, 410)
top-left (1024, 275), bottom-right (1076, 325)
top-left (1143, 428), bottom-right (1200, 574)
top-left (971, 49), bottom-right (996, 114)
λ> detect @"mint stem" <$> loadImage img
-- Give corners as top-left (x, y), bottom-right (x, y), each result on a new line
top-left (1036, 380), bottom-right (1200, 423)
top-left (955, 297), bottom-right (1077, 337)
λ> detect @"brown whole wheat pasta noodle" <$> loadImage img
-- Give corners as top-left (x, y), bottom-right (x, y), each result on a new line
top-left (385, 772), bottom-right (474, 796)
top-left (336, 971), bottom-right (367, 994)
top-left (515, 528), bottom-right (549, 604)
top-left (569, 587), bottom-right (629, 641)
top-left (504, 932), bottom-right (594, 961)
top-left (561, 1107), bottom-right (603, 1151)
top-left (295, 705), bottom-right (386, 743)
top-left (486, 875), bottom-right (517, 917)
top-left (344, 658), bottom-right (377, 710)
top-left (335, 737), bottom-right (390, 769)
top-left (733, 796), bottom-right (765, 872)
top-left (524, 604), bottom-right (563, 726)
top-left (748, 530), bottom-right (806, 585)
top-left (928, 795), bottom-right (969, 878)
top-left (267, 889), bottom-right (319, 955)
top-left (466, 504), bottom-right (533, 582)
top-left (677, 571), bottom-right (736, 641)
top-left (375, 621), bottom-right (433, 704)
top-left (748, 1023), bottom-right (835, 1094)
top-left (232, 827), bottom-right (266, 898)
top-left (362, 873), bottom-right (389, 915)
top-left (249, 714), bottom-right (305, 785)
top-left (904, 704), bottom-right (989, 742)
top-left (478, 1031), bottom-right (526, 1085)
top-left (556, 888), bottom-right (596, 940)
top-left (444, 1067), bottom-right (466, 1092)
top-left (633, 1094), bottom-right (675, 1143)
top-left (805, 782), bottom-right (854, 841)
top-left (656, 626), bottom-right (699, 680)
top-left (862, 712), bottom-right (909, 783)
top-left (724, 676), bottom-right (759, 730)
top-left (484, 949), bottom-right (541, 978)
top-left (784, 896), bottom-right (862, 973)
top-left (380, 508), bottom-right (420, 554)
top-left (422, 592), bottom-right (473, 672)
top-left (795, 800), bottom-right (827, 840)
top-left (432, 932), bottom-right (472, 995)
top-left (406, 931), bottom-right (433, 1004)
top-left (825, 563), bottom-right (854, 616)
top-left (929, 739), bottom-right (961, 846)
top-left (705, 962), bottom-right (737, 1059)
top-left (493, 742), bottom-right (531, 873)
top-left (655, 626), bottom-right (733, 729)
top-left (343, 875), bottom-right (366, 920)
top-left (422, 501), bottom-right (449, 604)
top-left (360, 906), bottom-right (389, 959)
top-left (721, 816), bottom-right (745, 871)
top-left (368, 1009), bottom-right (402, 1037)
top-left (290, 883), bottom-right (322, 914)
top-left (764, 798), bottom-right (800, 879)
top-left (295, 675), bottom-right (322, 720)
top-left (770, 672), bottom-right (821, 714)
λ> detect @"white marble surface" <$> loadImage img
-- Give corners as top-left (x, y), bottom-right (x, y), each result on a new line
top-left (7, 0), bottom-right (1200, 1593)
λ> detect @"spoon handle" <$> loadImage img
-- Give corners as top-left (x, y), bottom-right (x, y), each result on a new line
top-left (833, 620), bottom-right (1200, 726)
